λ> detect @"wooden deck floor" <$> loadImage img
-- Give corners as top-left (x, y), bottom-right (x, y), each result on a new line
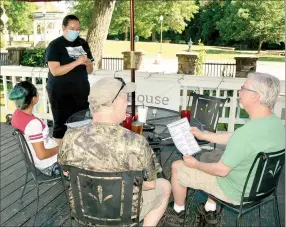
top-left (0, 123), bottom-right (69, 227)
top-left (1, 122), bottom-right (284, 227)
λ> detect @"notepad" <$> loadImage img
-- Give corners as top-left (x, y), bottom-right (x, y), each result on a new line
top-left (167, 118), bottom-right (201, 156)
top-left (65, 119), bottom-right (91, 128)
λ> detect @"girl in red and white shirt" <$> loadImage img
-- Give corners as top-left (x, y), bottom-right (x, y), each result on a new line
top-left (9, 81), bottom-right (59, 176)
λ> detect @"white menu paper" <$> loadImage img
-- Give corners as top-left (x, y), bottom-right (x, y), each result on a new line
top-left (65, 119), bottom-right (91, 128)
top-left (167, 118), bottom-right (201, 156)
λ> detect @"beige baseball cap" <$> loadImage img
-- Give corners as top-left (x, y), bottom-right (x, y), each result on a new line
top-left (88, 77), bottom-right (136, 106)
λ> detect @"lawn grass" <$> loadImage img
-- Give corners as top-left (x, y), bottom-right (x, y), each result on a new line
top-left (102, 40), bottom-right (285, 62)
top-left (6, 40), bottom-right (284, 62)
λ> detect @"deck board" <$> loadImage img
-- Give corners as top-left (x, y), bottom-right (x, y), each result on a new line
top-left (0, 122), bottom-right (284, 227)
top-left (1, 155), bottom-right (24, 171)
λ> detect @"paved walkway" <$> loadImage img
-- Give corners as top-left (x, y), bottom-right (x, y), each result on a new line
top-left (139, 58), bottom-right (285, 81)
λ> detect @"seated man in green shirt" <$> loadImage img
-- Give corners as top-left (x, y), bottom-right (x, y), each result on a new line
top-left (166, 72), bottom-right (285, 226)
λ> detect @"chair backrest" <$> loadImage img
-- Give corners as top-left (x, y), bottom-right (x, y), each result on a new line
top-left (12, 129), bottom-right (38, 181)
top-left (61, 165), bottom-right (144, 226)
top-left (242, 149), bottom-right (285, 203)
top-left (189, 93), bottom-right (229, 132)
top-left (66, 109), bottom-right (91, 123)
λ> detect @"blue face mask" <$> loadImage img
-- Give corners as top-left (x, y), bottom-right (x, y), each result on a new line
top-left (67, 30), bottom-right (79, 42)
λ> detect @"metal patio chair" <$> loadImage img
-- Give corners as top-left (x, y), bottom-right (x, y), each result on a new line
top-left (61, 165), bottom-right (144, 226)
top-left (12, 129), bottom-right (61, 226)
top-left (185, 149), bottom-right (285, 227)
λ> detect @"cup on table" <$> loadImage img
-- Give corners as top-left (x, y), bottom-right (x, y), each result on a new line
top-left (181, 110), bottom-right (191, 122)
top-left (122, 113), bottom-right (133, 130)
top-left (131, 121), bottom-right (143, 135)
top-left (138, 106), bottom-right (148, 124)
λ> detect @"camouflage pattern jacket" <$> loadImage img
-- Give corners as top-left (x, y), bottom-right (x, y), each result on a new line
top-left (58, 122), bottom-right (162, 219)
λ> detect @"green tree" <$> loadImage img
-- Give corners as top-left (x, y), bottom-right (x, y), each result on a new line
top-left (199, 0), bottom-right (226, 45)
top-left (2, 0), bottom-right (37, 41)
top-left (71, 0), bottom-right (94, 31)
top-left (132, 1), bottom-right (198, 41)
top-left (72, 0), bottom-right (198, 41)
top-left (217, 0), bottom-right (285, 53)
top-left (108, 1), bottom-right (129, 40)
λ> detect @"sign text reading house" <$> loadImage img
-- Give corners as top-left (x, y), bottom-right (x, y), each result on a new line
top-left (128, 80), bottom-right (180, 111)
top-left (88, 77), bottom-right (180, 111)
top-left (127, 94), bottom-right (170, 106)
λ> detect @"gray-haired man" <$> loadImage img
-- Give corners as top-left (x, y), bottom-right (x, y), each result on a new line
top-left (166, 73), bottom-right (285, 226)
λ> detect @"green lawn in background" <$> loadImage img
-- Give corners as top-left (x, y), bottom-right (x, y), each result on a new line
top-left (6, 40), bottom-right (284, 62)
top-left (102, 41), bottom-right (284, 62)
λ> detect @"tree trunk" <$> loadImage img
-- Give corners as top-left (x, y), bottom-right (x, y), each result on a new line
top-left (87, 0), bottom-right (116, 69)
top-left (151, 28), bottom-right (157, 42)
top-left (8, 30), bottom-right (12, 46)
top-left (257, 39), bottom-right (263, 54)
top-left (28, 35), bottom-right (30, 42)
top-left (124, 26), bottom-right (128, 41)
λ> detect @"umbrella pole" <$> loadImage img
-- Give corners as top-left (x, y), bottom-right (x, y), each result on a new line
top-left (130, 0), bottom-right (135, 118)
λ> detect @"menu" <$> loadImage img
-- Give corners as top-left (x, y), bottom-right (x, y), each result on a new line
top-left (167, 118), bottom-right (201, 156)
top-left (65, 119), bottom-right (91, 128)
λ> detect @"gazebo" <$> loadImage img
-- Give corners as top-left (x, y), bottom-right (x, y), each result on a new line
top-left (33, 2), bottom-right (65, 47)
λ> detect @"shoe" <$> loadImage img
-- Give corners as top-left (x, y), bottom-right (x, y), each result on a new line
top-left (163, 202), bottom-right (185, 227)
top-left (197, 203), bottom-right (218, 225)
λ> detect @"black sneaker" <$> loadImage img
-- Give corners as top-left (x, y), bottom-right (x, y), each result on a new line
top-left (197, 203), bottom-right (217, 225)
top-left (163, 202), bottom-right (185, 227)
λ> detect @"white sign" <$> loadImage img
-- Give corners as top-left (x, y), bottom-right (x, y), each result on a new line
top-left (128, 80), bottom-right (180, 111)
top-left (88, 76), bottom-right (180, 111)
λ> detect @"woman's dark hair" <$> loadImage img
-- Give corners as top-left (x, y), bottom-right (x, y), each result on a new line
top-left (9, 81), bottom-right (37, 110)
top-left (62, 14), bottom-right (80, 27)
top-left (62, 14), bottom-right (84, 44)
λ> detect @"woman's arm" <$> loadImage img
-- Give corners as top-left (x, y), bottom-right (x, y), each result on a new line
top-left (31, 141), bottom-right (59, 160)
top-left (48, 55), bottom-right (87, 76)
top-left (85, 59), bottom-right (94, 74)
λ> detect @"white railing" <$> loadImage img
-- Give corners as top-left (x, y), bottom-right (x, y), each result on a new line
top-left (1, 66), bottom-right (285, 132)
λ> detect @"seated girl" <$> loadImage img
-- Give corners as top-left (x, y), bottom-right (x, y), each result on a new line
top-left (9, 81), bottom-right (59, 176)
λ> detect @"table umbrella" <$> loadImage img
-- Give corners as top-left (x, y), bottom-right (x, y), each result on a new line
top-left (17, 0), bottom-right (137, 117)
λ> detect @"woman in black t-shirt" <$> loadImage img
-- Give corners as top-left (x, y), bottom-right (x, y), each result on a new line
top-left (45, 15), bottom-right (94, 144)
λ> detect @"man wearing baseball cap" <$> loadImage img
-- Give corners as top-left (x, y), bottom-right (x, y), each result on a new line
top-left (58, 77), bottom-right (171, 226)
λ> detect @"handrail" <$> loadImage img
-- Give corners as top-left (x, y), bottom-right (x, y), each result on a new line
top-left (1, 66), bottom-right (285, 132)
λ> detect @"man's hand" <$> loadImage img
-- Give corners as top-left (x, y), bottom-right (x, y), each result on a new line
top-left (183, 155), bottom-right (198, 169)
top-left (190, 127), bottom-right (205, 140)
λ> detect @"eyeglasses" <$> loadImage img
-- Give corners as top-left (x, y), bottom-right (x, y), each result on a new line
top-left (240, 86), bottom-right (256, 93)
top-left (112, 77), bottom-right (126, 103)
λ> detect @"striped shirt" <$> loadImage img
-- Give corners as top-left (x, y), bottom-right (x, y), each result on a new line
top-left (11, 109), bottom-right (58, 170)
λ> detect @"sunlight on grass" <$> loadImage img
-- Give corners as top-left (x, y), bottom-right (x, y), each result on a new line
top-left (102, 41), bottom-right (285, 62)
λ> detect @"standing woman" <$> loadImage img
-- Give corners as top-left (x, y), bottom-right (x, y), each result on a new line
top-left (45, 15), bottom-right (94, 144)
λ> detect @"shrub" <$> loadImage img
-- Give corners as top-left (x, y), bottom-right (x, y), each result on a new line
top-left (20, 47), bottom-right (46, 67)
top-left (195, 39), bottom-right (206, 76)
top-left (0, 34), bottom-right (6, 48)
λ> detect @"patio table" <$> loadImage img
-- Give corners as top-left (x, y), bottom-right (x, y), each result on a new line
top-left (66, 106), bottom-right (182, 177)
top-left (66, 106), bottom-right (211, 179)
top-left (66, 106), bottom-right (181, 146)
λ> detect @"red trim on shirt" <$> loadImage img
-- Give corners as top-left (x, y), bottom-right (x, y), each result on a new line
top-left (11, 109), bottom-right (46, 135)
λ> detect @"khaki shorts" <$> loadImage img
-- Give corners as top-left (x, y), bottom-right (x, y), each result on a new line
top-left (139, 179), bottom-right (164, 220)
top-left (177, 161), bottom-right (238, 205)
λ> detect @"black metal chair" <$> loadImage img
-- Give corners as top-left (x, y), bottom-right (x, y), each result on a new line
top-left (12, 129), bottom-right (61, 226)
top-left (189, 93), bottom-right (230, 132)
top-left (61, 165), bottom-right (144, 227)
top-left (66, 109), bottom-right (92, 123)
top-left (185, 149), bottom-right (285, 227)
top-left (188, 93), bottom-right (230, 148)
